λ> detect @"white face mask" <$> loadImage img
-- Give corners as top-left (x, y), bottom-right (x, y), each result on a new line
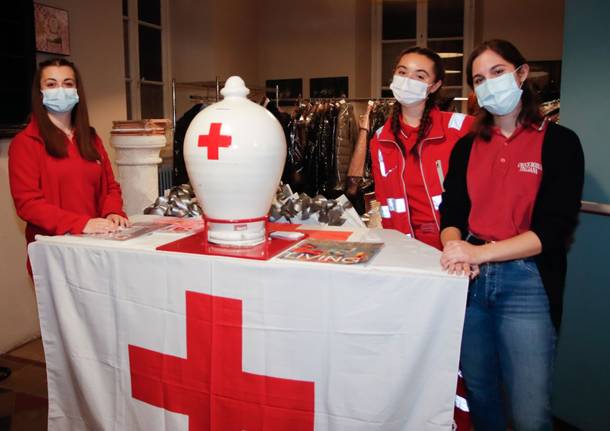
top-left (390, 75), bottom-right (429, 106)
top-left (474, 67), bottom-right (523, 116)
top-left (42, 87), bottom-right (80, 113)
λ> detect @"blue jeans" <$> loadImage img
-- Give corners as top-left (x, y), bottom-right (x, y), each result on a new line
top-left (460, 258), bottom-right (556, 431)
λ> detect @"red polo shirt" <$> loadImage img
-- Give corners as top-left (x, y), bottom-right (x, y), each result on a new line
top-left (467, 122), bottom-right (546, 241)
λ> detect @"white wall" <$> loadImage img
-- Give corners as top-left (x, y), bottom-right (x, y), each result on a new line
top-left (258, 0), bottom-right (371, 98)
top-left (480, 0), bottom-right (564, 60)
top-left (170, 0), bottom-right (260, 118)
top-left (355, 0), bottom-right (372, 98)
top-left (171, 0), bottom-right (372, 115)
top-left (0, 139), bottom-right (40, 353)
top-left (171, 0), bottom-right (259, 84)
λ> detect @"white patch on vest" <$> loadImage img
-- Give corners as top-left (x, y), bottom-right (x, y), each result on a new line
top-left (432, 194), bottom-right (443, 210)
top-left (517, 161), bottom-right (543, 175)
top-left (394, 198), bottom-right (407, 213)
top-left (378, 149), bottom-right (388, 176)
top-left (380, 206), bottom-right (391, 218)
top-left (448, 112), bottom-right (466, 130)
top-left (455, 395), bottom-right (470, 412)
top-left (376, 125), bottom-right (384, 138)
top-left (387, 198), bottom-right (396, 211)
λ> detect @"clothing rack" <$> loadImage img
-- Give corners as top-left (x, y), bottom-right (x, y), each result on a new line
top-left (274, 95), bottom-right (467, 105)
top-left (278, 97), bottom-right (395, 103)
top-left (171, 78), bottom-right (279, 131)
top-left (172, 77), bottom-right (222, 131)
top-left (188, 95), bottom-right (218, 102)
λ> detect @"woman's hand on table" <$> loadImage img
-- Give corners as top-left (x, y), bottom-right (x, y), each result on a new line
top-left (106, 213), bottom-right (131, 228)
top-left (83, 218), bottom-right (119, 234)
top-left (444, 261), bottom-right (480, 279)
top-left (441, 240), bottom-right (484, 279)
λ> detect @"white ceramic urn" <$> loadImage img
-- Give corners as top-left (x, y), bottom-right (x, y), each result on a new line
top-left (183, 76), bottom-right (286, 246)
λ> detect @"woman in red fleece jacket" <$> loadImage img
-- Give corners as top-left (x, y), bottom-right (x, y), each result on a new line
top-left (9, 58), bottom-right (129, 272)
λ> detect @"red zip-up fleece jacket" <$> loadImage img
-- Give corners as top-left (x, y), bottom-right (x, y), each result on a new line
top-left (9, 119), bottom-right (126, 251)
top-left (370, 108), bottom-right (474, 249)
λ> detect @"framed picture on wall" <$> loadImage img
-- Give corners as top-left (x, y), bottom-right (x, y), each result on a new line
top-left (34, 3), bottom-right (70, 55)
top-left (266, 79), bottom-right (303, 107)
top-left (310, 77), bottom-right (349, 99)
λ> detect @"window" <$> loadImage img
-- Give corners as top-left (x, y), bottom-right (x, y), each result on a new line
top-left (122, 0), bottom-right (170, 119)
top-left (0, 1), bottom-right (36, 133)
top-left (372, 0), bottom-right (474, 111)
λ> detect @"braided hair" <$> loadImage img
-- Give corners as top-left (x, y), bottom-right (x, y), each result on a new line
top-left (390, 47), bottom-right (445, 156)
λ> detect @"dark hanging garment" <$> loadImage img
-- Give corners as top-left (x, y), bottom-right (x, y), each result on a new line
top-left (316, 106), bottom-right (334, 194)
top-left (333, 102), bottom-right (357, 191)
top-left (326, 104), bottom-right (339, 192)
top-left (173, 103), bottom-right (204, 186)
top-left (304, 109), bottom-right (322, 196)
top-left (286, 107), bottom-right (308, 192)
top-left (265, 101), bottom-right (292, 185)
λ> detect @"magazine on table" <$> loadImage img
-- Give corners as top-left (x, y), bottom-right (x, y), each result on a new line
top-left (278, 239), bottom-right (384, 265)
top-left (74, 222), bottom-right (165, 241)
top-left (75, 218), bottom-right (205, 241)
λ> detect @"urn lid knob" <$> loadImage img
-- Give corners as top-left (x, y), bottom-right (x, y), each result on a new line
top-left (220, 76), bottom-right (250, 98)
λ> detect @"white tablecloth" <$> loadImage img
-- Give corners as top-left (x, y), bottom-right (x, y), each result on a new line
top-left (29, 217), bottom-right (467, 431)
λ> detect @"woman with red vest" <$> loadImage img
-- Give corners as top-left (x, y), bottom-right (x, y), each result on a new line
top-left (370, 47), bottom-right (474, 250)
top-left (369, 46), bottom-right (474, 431)
top-left (440, 40), bottom-right (584, 430)
top-left (9, 58), bottom-right (129, 274)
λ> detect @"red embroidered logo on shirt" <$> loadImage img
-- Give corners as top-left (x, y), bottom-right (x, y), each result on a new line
top-left (517, 162), bottom-right (542, 175)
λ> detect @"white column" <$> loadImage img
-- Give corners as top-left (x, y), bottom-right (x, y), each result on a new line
top-left (110, 121), bottom-right (169, 216)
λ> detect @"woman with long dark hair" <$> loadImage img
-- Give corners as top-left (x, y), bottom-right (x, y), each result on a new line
top-left (440, 40), bottom-right (584, 430)
top-left (9, 58), bottom-right (129, 273)
top-left (369, 46), bottom-right (475, 430)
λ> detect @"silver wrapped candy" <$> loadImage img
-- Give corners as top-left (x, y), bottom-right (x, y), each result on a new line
top-left (143, 184), bottom-right (203, 218)
top-left (268, 184), bottom-right (363, 227)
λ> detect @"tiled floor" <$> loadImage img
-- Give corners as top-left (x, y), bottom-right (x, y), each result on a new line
top-left (0, 338), bottom-right (47, 431)
top-left (0, 338), bottom-right (583, 431)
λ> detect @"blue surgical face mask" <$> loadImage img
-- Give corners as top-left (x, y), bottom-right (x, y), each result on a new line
top-left (474, 67), bottom-right (523, 116)
top-left (42, 87), bottom-right (80, 113)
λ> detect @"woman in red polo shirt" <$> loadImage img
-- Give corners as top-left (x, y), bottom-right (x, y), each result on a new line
top-left (9, 58), bottom-right (129, 273)
top-left (440, 40), bottom-right (584, 430)
top-left (369, 46), bottom-right (474, 431)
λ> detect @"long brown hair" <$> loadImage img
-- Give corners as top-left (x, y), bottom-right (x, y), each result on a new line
top-left (31, 58), bottom-right (99, 160)
top-left (390, 46), bottom-right (445, 156)
top-left (466, 39), bottom-right (542, 141)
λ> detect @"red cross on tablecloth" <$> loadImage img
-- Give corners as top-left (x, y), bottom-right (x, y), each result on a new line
top-left (197, 123), bottom-right (232, 160)
top-left (128, 291), bottom-right (315, 431)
